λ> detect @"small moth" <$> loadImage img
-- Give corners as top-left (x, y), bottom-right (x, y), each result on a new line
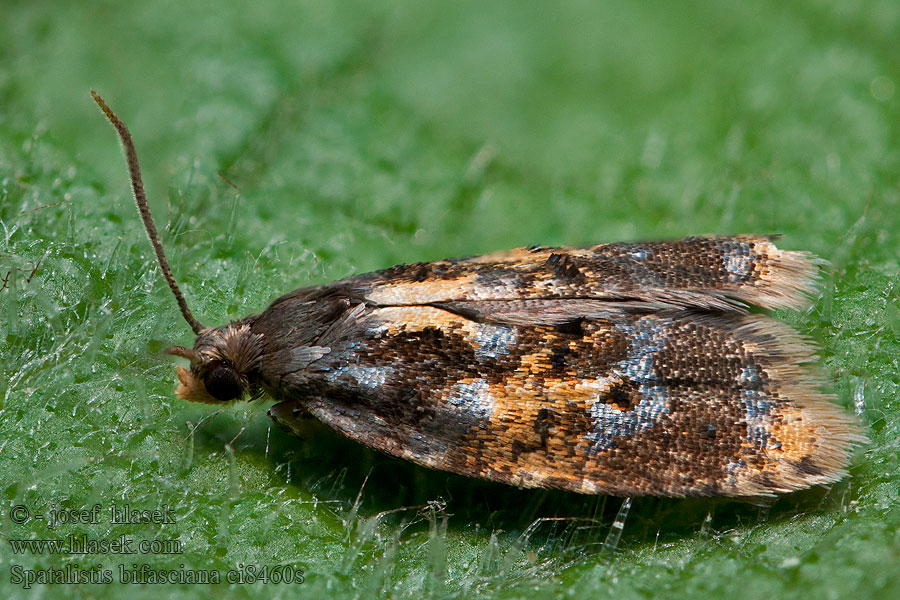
top-left (93, 91), bottom-right (865, 497)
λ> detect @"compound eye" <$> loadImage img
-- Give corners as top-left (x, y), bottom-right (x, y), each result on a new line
top-left (204, 365), bottom-right (242, 401)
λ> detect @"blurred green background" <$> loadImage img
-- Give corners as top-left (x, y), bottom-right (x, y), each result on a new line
top-left (2, 0), bottom-right (899, 598)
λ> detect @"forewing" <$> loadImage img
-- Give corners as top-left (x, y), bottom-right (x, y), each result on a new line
top-left (268, 305), bottom-right (863, 497)
top-left (351, 236), bottom-right (820, 312)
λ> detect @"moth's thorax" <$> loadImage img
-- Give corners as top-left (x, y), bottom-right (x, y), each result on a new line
top-left (172, 321), bottom-right (264, 404)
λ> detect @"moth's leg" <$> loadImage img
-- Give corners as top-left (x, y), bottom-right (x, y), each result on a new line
top-left (268, 400), bottom-right (317, 438)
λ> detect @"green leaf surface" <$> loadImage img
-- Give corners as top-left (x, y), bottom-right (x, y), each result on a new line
top-left (2, 1), bottom-right (898, 598)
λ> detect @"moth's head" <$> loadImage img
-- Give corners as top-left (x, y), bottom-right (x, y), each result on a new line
top-left (92, 92), bottom-right (264, 404)
top-left (166, 323), bottom-right (264, 404)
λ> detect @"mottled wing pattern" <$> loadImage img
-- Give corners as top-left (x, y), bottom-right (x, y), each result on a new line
top-left (266, 236), bottom-right (863, 496)
top-left (355, 236), bottom-right (820, 312)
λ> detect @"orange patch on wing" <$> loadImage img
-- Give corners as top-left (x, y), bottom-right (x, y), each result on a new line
top-left (463, 371), bottom-right (610, 488)
top-left (369, 305), bottom-right (472, 333)
top-left (365, 273), bottom-right (481, 305)
top-left (765, 405), bottom-right (823, 462)
top-left (370, 306), bottom-right (516, 345)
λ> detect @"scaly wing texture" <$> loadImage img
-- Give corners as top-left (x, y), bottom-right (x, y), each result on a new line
top-left (263, 237), bottom-right (864, 496)
top-left (352, 236), bottom-right (820, 312)
top-left (269, 306), bottom-right (862, 497)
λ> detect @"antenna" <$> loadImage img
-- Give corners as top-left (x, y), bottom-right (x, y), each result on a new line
top-left (91, 90), bottom-right (206, 334)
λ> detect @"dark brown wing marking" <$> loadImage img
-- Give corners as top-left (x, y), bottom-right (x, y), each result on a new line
top-left (350, 236), bottom-right (820, 312)
top-left (268, 303), bottom-right (863, 497)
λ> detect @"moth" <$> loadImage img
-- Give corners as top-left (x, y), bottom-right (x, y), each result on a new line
top-left (93, 91), bottom-right (864, 497)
